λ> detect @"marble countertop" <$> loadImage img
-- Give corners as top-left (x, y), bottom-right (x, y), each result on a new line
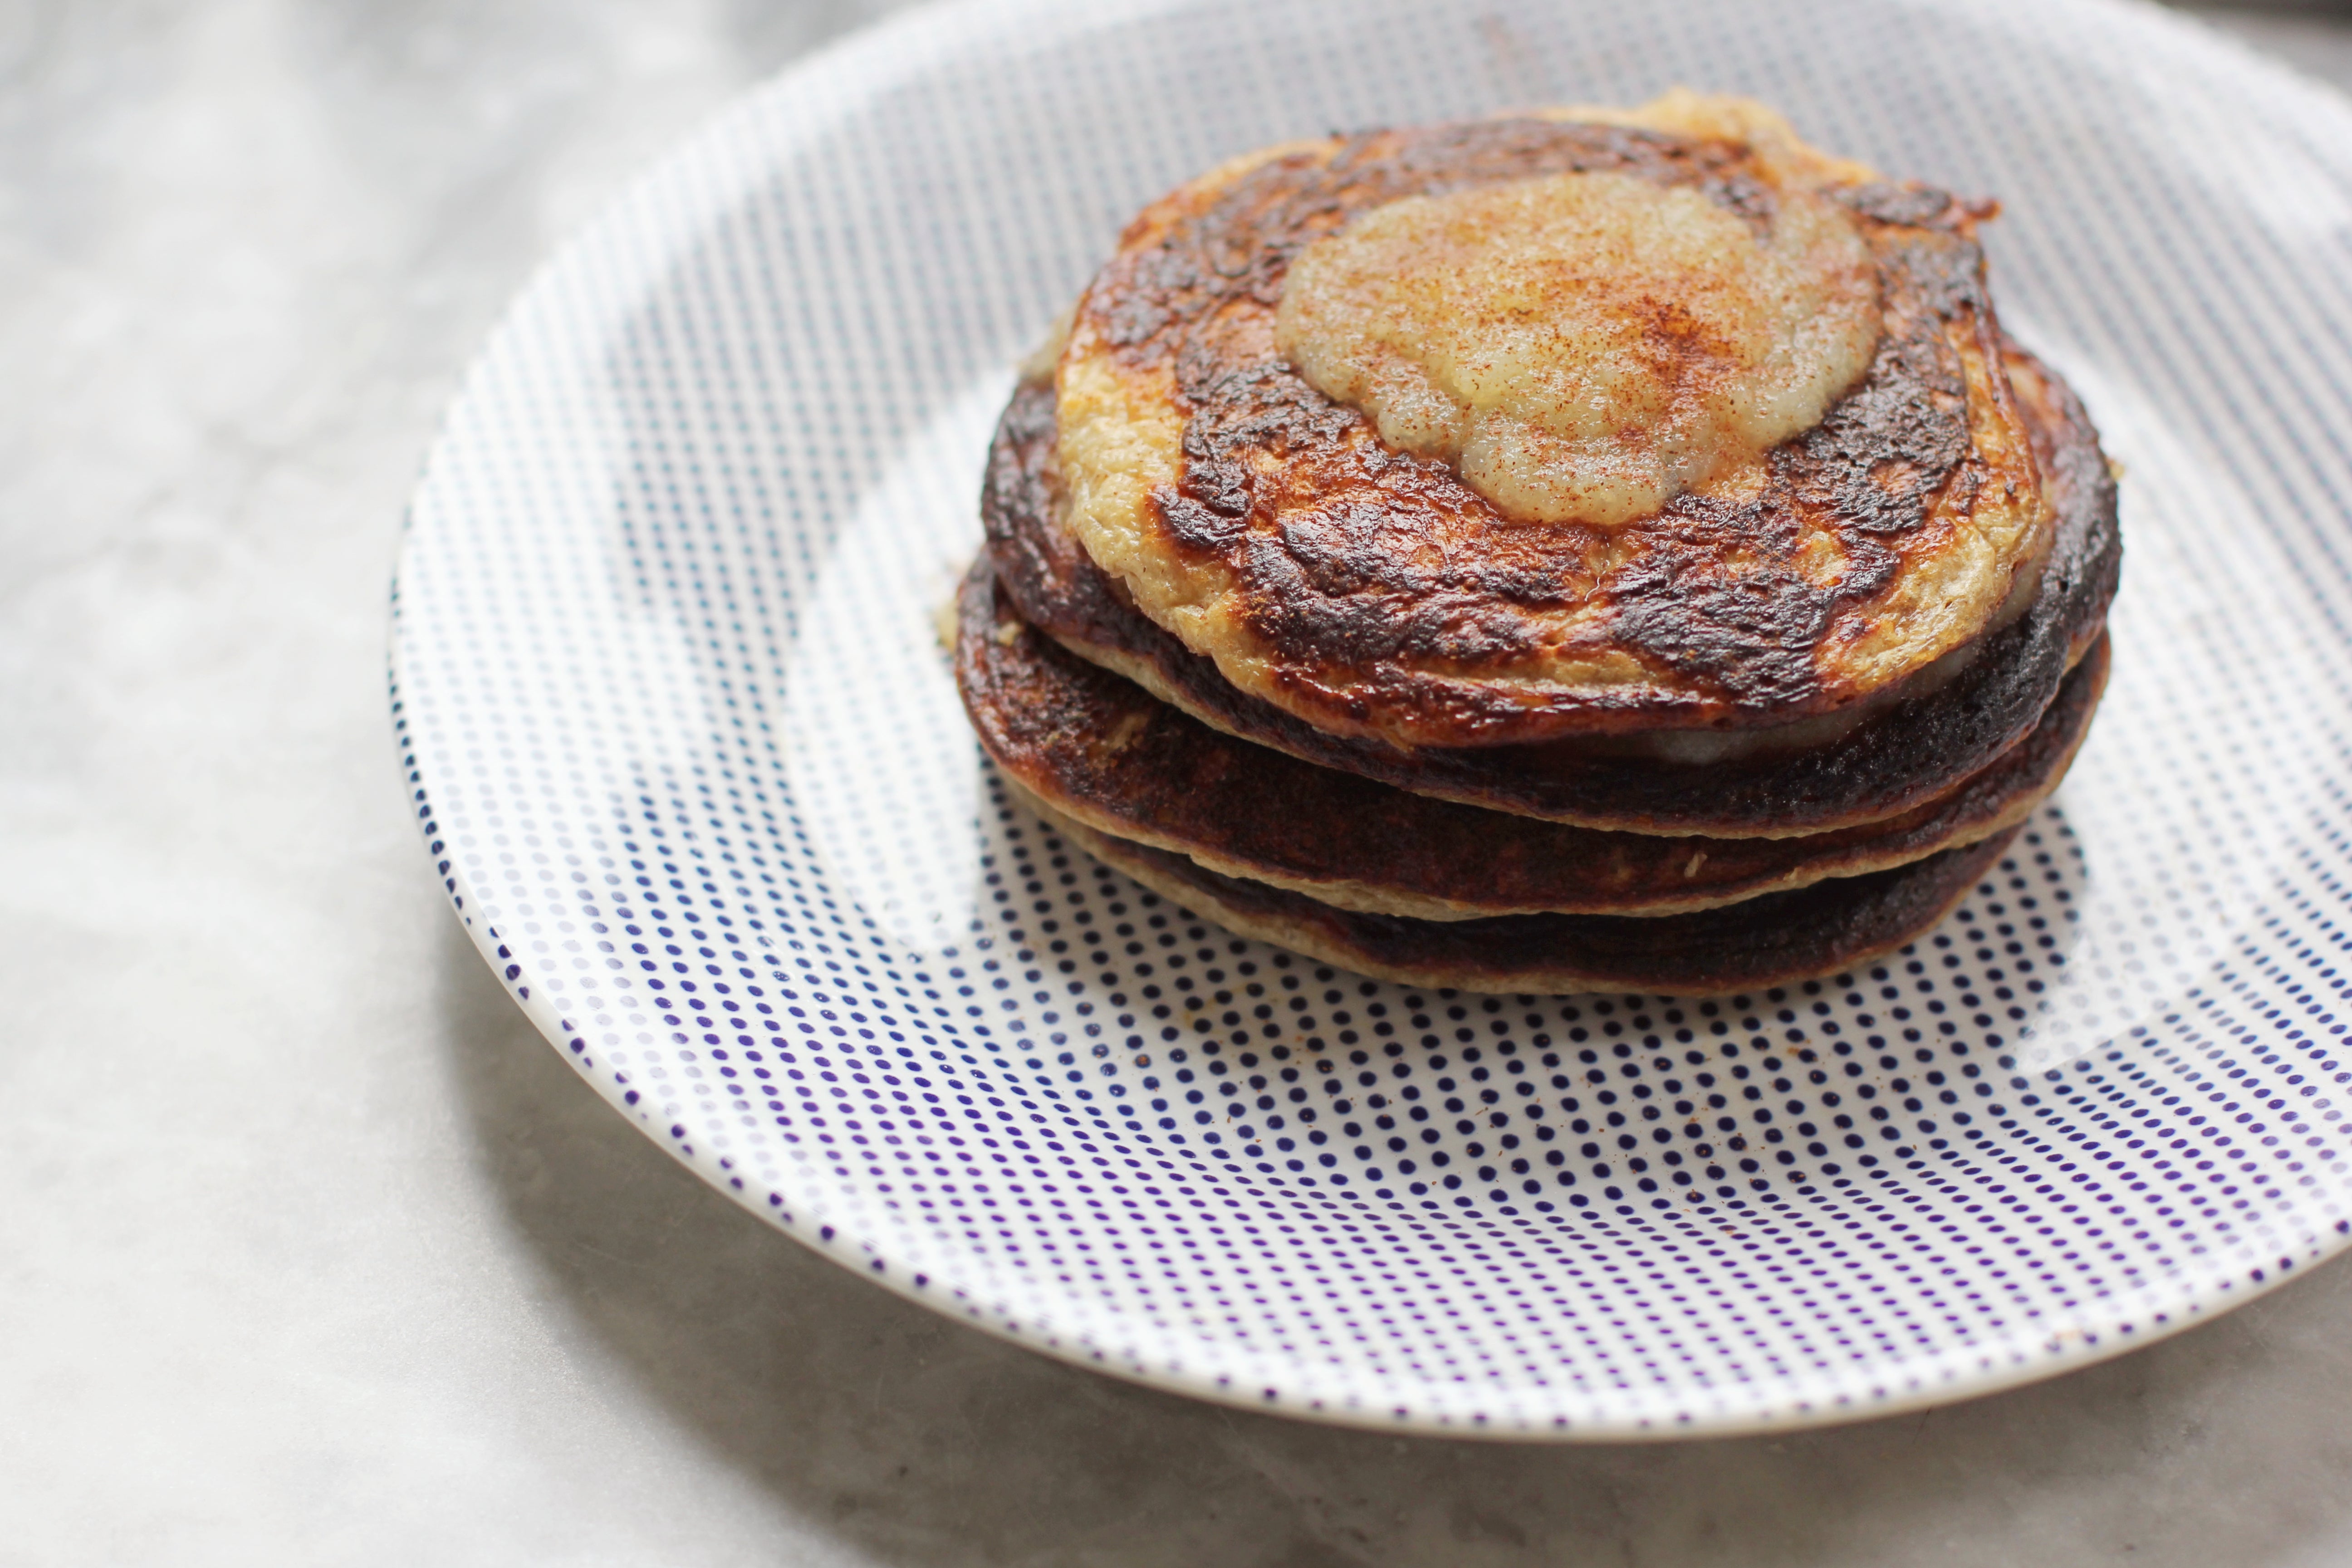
top-left (9, 3), bottom-right (2352, 1563)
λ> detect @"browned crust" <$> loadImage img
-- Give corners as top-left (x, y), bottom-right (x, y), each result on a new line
top-left (1043, 807), bottom-right (2022, 997)
top-left (1064, 117), bottom-right (2052, 746)
top-left (984, 345), bottom-right (2119, 837)
top-left (959, 552), bottom-right (2109, 918)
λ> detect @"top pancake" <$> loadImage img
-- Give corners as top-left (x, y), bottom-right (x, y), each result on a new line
top-left (1054, 93), bottom-right (2054, 750)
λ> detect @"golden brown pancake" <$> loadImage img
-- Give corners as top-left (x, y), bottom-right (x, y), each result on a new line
top-left (985, 344), bottom-right (2118, 837)
top-left (1039, 804), bottom-right (2023, 997)
top-left (1052, 95), bottom-right (2054, 750)
top-left (959, 554), bottom-right (2108, 919)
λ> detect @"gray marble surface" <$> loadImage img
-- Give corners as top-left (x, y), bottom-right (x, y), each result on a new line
top-left (8, 3), bottom-right (2352, 1563)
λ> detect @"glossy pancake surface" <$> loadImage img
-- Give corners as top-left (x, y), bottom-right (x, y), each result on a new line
top-left (959, 554), bottom-right (2109, 918)
top-left (1272, 159), bottom-right (1882, 526)
top-left (1054, 95), bottom-right (2053, 748)
top-left (1042, 806), bottom-right (2022, 996)
top-left (986, 345), bottom-right (2119, 836)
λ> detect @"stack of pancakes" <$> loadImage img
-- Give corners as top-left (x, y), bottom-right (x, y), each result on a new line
top-left (953, 94), bottom-right (2118, 996)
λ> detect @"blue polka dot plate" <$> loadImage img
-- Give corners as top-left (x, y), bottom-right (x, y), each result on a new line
top-left (391, 0), bottom-right (2352, 1436)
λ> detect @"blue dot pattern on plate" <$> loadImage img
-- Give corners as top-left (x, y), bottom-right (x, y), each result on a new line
top-left (390, 0), bottom-right (2352, 1434)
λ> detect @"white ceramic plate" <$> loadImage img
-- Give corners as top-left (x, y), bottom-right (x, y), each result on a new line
top-left (392, 0), bottom-right (2352, 1436)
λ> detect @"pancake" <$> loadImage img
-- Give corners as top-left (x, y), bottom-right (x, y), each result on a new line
top-left (960, 552), bottom-right (2109, 918)
top-left (985, 343), bottom-right (2118, 837)
top-left (1052, 93), bottom-right (2055, 750)
top-left (1037, 803), bottom-right (2023, 997)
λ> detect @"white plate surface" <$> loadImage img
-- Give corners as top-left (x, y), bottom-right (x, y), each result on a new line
top-left (392, 0), bottom-right (2352, 1436)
